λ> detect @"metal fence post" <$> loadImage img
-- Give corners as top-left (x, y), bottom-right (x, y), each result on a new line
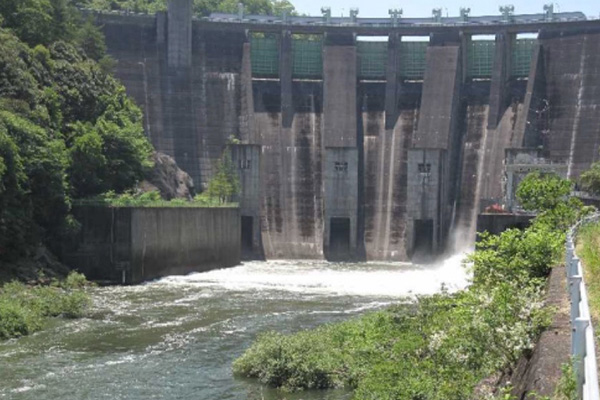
top-left (566, 241), bottom-right (574, 273)
top-left (574, 317), bottom-right (590, 399)
top-left (570, 275), bottom-right (583, 324)
top-left (570, 256), bottom-right (581, 278)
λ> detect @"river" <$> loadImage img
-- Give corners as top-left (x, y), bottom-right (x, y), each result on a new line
top-left (0, 256), bottom-right (469, 399)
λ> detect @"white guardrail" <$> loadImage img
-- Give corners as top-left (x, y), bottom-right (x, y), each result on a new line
top-left (566, 213), bottom-right (600, 400)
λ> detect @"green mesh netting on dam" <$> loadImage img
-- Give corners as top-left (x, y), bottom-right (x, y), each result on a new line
top-left (250, 36), bottom-right (279, 77)
top-left (468, 40), bottom-right (495, 78)
top-left (249, 36), bottom-right (535, 80)
top-left (292, 38), bottom-right (323, 78)
top-left (357, 41), bottom-right (387, 79)
top-left (512, 39), bottom-right (536, 77)
top-left (398, 41), bottom-right (428, 80)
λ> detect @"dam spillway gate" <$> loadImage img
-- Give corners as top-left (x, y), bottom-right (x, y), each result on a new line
top-left (91, 2), bottom-right (600, 261)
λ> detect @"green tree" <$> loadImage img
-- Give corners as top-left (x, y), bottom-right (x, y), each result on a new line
top-left (0, 128), bottom-right (29, 260)
top-left (0, 111), bottom-right (69, 257)
top-left (0, 0), bottom-right (77, 47)
top-left (91, 90), bottom-right (153, 195)
top-left (68, 123), bottom-right (107, 196)
top-left (83, 0), bottom-right (298, 17)
top-left (516, 171), bottom-right (589, 231)
top-left (271, 0), bottom-right (296, 16)
top-left (76, 18), bottom-right (107, 61)
top-left (580, 161), bottom-right (600, 195)
top-left (89, 0), bottom-right (167, 13)
top-left (216, 0), bottom-right (273, 14)
top-left (47, 0), bottom-right (78, 43)
top-left (205, 150), bottom-right (240, 204)
top-left (515, 171), bottom-right (572, 212)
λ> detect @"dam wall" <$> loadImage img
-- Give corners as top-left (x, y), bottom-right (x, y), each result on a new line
top-left (541, 29), bottom-right (600, 179)
top-left (91, 2), bottom-right (600, 260)
top-left (61, 206), bottom-right (240, 283)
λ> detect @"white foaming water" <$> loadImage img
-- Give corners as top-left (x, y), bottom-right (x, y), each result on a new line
top-left (154, 253), bottom-right (471, 299)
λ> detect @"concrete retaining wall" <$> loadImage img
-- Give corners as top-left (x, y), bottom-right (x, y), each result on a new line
top-left (61, 206), bottom-right (240, 284)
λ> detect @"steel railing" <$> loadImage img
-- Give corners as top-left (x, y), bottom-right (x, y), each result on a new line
top-left (566, 213), bottom-right (600, 399)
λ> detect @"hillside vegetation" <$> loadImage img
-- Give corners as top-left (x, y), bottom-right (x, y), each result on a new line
top-left (0, 0), bottom-right (153, 265)
top-left (80, 0), bottom-right (297, 17)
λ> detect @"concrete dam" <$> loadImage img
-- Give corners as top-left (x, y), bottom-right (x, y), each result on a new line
top-left (91, 1), bottom-right (600, 261)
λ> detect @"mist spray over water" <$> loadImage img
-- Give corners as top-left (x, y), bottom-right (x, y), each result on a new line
top-left (157, 256), bottom-right (471, 299)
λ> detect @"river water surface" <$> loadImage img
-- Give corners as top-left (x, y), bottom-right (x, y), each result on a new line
top-left (0, 257), bottom-right (469, 399)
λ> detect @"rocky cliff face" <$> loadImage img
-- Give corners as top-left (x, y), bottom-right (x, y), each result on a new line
top-left (139, 152), bottom-right (195, 200)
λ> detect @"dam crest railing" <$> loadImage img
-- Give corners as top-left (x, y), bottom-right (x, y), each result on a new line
top-left (566, 213), bottom-right (600, 400)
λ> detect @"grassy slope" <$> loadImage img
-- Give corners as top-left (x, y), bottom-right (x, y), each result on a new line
top-left (576, 221), bottom-right (600, 323)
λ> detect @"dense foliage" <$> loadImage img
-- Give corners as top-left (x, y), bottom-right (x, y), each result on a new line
top-left (82, 0), bottom-right (298, 17)
top-left (517, 171), bottom-right (588, 231)
top-left (233, 172), bottom-right (587, 399)
top-left (0, 271), bottom-right (91, 340)
top-left (0, 1), bottom-right (153, 262)
top-left (580, 162), bottom-right (600, 195)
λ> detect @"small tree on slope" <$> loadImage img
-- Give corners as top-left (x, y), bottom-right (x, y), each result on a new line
top-left (204, 150), bottom-right (240, 204)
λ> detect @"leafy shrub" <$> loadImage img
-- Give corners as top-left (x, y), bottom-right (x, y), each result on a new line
top-left (516, 171), bottom-right (572, 212)
top-left (233, 310), bottom-right (409, 391)
top-left (0, 297), bottom-right (41, 339)
top-left (580, 162), bottom-right (600, 195)
top-left (78, 189), bottom-right (237, 208)
top-left (60, 290), bottom-right (91, 318)
top-left (193, 193), bottom-right (223, 206)
top-left (554, 360), bottom-right (577, 400)
top-left (63, 271), bottom-right (88, 289)
top-left (0, 272), bottom-right (91, 340)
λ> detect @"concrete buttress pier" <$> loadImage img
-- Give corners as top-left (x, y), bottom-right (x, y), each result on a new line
top-left (323, 33), bottom-right (358, 259)
top-left (167, 0), bottom-right (192, 68)
top-left (408, 35), bottom-right (462, 256)
top-left (488, 32), bottom-right (513, 129)
top-left (94, 3), bottom-right (600, 261)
